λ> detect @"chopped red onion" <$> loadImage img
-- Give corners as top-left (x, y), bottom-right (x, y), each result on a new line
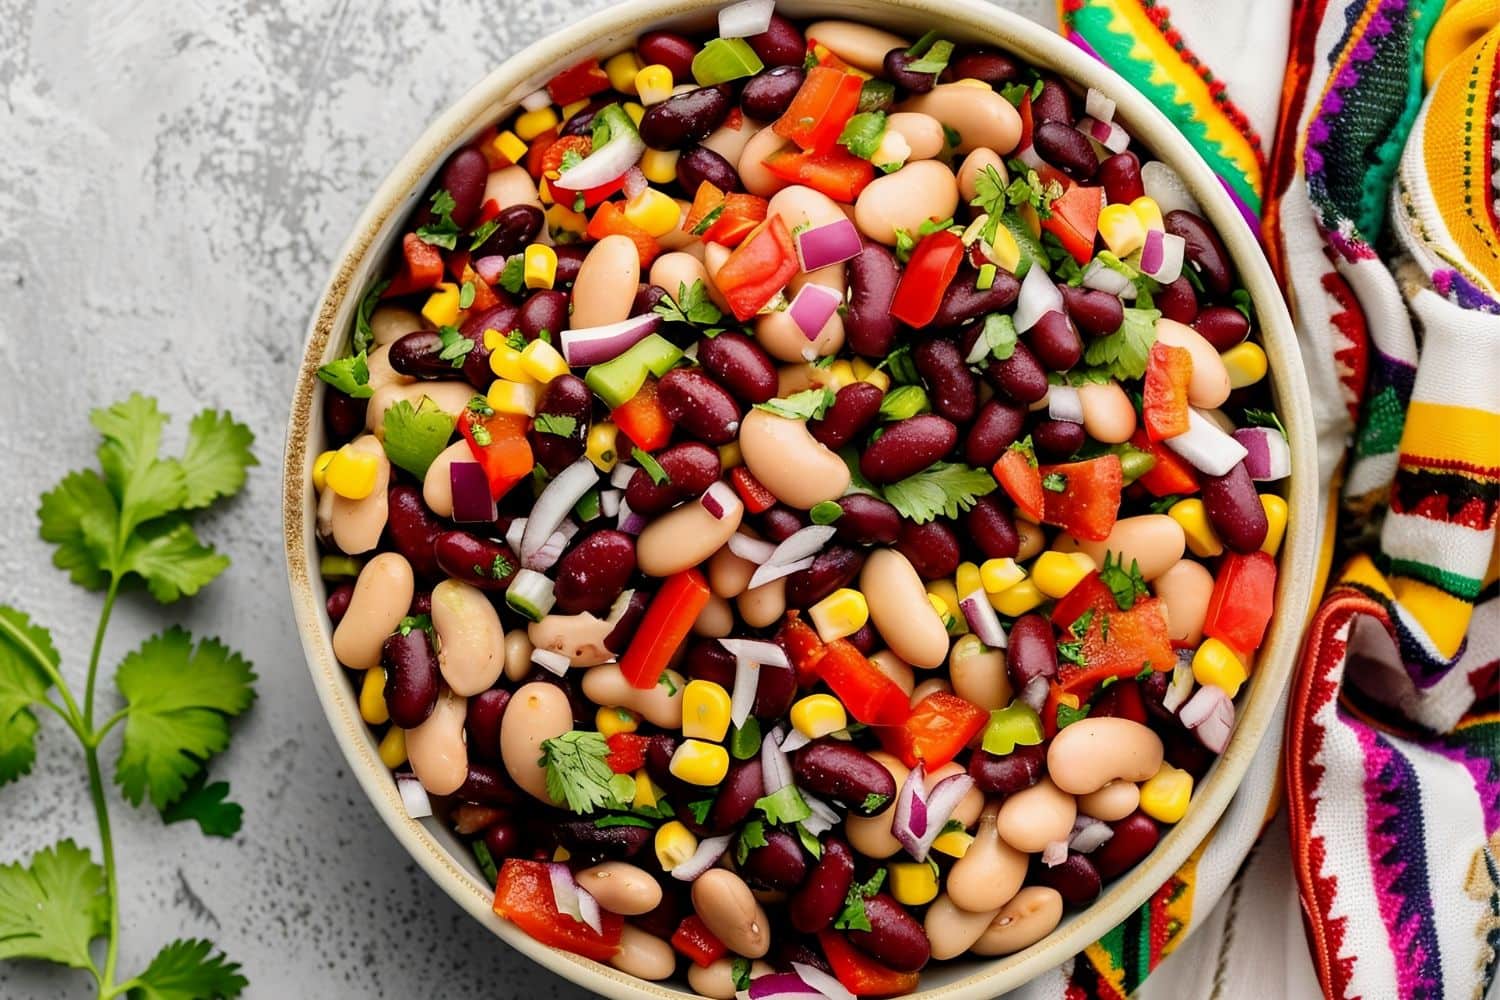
top-left (616, 499), bottom-right (646, 535)
top-left (1141, 160), bottom-right (1201, 217)
top-left (1069, 815), bottom-right (1115, 854)
top-left (1180, 683), bottom-right (1236, 753)
top-left (893, 766), bottom-right (975, 861)
top-left (560, 315), bottom-right (662, 367)
top-left (749, 972), bottom-right (822, 1000)
top-left (786, 283), bottom-right (843, 340)
top-left (747, 525), bottom-right (837, 589)
top-left (547, 862), bottom-right (604, 935)
top-left (554, 130), bottom-right (647, 194)
top-left (599, 488), bottom-right (622, 518)
top-left (1084, 87), bottom-right (1117, 123)
top-left (1047, 385), bottom-right (1085, 424)
top-left (523, 530), bottom-right (569, 572)
top-left (727, 532), bottom-right (777, 564)
top-left (449, 461), bottom-right (497, 523)
top-left (1163, 409), bottom-right (1250, 477)
top-left (1082, 258), bottom-right (1136, 298)
top-left (669, 834), bottom-right (733, 881)
top-left (795, 217), bottom-right (863, 271)
top-left (730, 655), bottom-right (760, 730)
top-left (745, 555), bottom-right (815, 590)
top-left (610, 462), bottom-right (638, 489)
top-left (792, 963), bottom-right (856, 1000)
top-left (1019, 675), bottom-right (1050, 713)
top-left (761, 725), bottom-right (793, 796)
top-left (718, 0), bottom-right (776, 37)
top-left (1079, 115), bottom-right (1129, 153)
top-left (521, 459), bottom-right (597, 563)
top-left (531, 647), bottom-right (571, 676)
top-left (504, 517), bottom-right (527, 552)
top-left (701, 480), bottom-right (739, 520)
top-left (1015, 143), bottom-right (1045, 171)
top-left (1162, 650), bottom-right (1196, 714)
top-left (893, 762), bottom-right (930, 845)
top-left (395, 773), bottom-right (432, 819)
top-left (621, 165), bottom-right (648, 201)
top-left (473, 255), bottom-right (508, 285)
top-left (779, 729), bottom-right (812, 753)
top-left (1137, 229), bottom-right (1185, 283)
top-left (1233, 427), bottom-right (1291, 481)
top-left (1014, 265), bottom-right (1064, 332)
top-left (1041, 839), bottom-right (1069, 867)
top-left (519, 89), bottom-right (551, 112)
top-left (959, 589), bottom-right (1008, 648)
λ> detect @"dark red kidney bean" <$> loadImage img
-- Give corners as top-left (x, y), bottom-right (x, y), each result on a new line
top-left (1193, 305), bottom-right (1251, 350)
top-left (554, 530), bottom-right (637, 613)
top-left (465, 688), bottom-right (510, 762)
top-left (809, 382), bottom-right (883, 450)
top-left (602, 590), bottom-right (651, 654)
top-left (860, 414), bottom-right (958, 484)
top-left (896, 520), bottom-right (961, 580)
top-left (553, 245), bottom-right (590, 287)
top-left (684, 637), bottom-right (737, 687)
top-left (409, 591), bottom-right (433, 616)
top-left (883, 48), bottom-right (939, 94)
top-left (434, 531), bottom-right (519, 591)
top-left (1059, 285), bottom-right (1125, 338)
top-left (698, 331), bottom-right (777, 403)
top-left (483, 816), bottom-right (527, 858)
top-left (528, 374), bottom-right (591, 474)
top-left (1033, 418), bottom-right (1086, 461)
top-left (1008, 613), bottom-right (1059, 686)
top-left (848, 895), bottom-right (930, 971)
top-left (789, 838), bottom-right (856, 934)
top-left (1028, 310), bottom-right (1084, 371)
top-left (964, 400), bottom-right (1027, 466)
top-left (833, 493), bottom-right (902, 546)
top-left (1034, 853), bottom-right (1102, 906)
top-left (846, 622), bottom-right (878, 654)
top-left (740, 65), bottom-right (805, 119)
top-left (792, 741), bottom-right (897, 815)
top-left (1138, 666), bottom-right (1178, 727)
top-left (438, 148), bottom-right (489, 228)
top-left (472, 203), bottom-right (544, 258)
top-left (746, 13), bottom-right (806, 67)
top-left (322, 389), bottom-right (366, 444)
top-left (382, 629), bottom-right (440, 728)
top-left (757, 505), bottom-right (806, 542)
top-left (844, 239), bottom-right (901, 357)
top-left (326, 582), bottom-right (354, 624)
top-left (555, 819), bottom-right (652, 862)
top-left (644, 734), bottom-right (686, 796)
top-left (676, 143), bottom-right (742, 195)
top-left (932, 267), bottom-right (1020, 328)
top-left (754, 657), bottom-right (797, 719)
top-left (630, 882), bottom-right (684, 938)
top-left (388, 330), bottom-right (453, 379)
top-left (1091, 811), bottom-right (1161, 879)
top-left (1034, 121), bottom-right (1097, 182)
top-left (741, 829), bottom-right (809, 891)
top-left (625, 441), bottom-right (721, 514)
top-left (786, 546), bottom-right (866, 607)
top-left (632, 283), bottom-right (666, 319)
top-left (965, 496), bottom-right (1019, 559)
top-left (657, 368), bottom-right (742, 444)
top-left (1097, 151), bottom-right (1146, 205)
top-left (386, 485), bottom-right (444, 580)
top-left (461, 302), bottom-right (520, 340)
top-left (913, 339), bottom-right (977, 422)
top-left (1164, 209), bottom-right (1234, 297)
top-left (1166, 724), bottom-right (1218, 779)
top-left (519, 290), bottom-right (569, 339)
top-left (968, 742), bottom-right (1047, 795)
top-left (456, 763), bottom-right (519, 807)
top-left (1201, 461), bottom-right (1268, 552)
top-left (707, 757), bottom-right (763, 832)
top-left (559, 98), bottom-right (616, 139)
top-left (640, 85), bottom-right (733, 150)
top-left (461, 342), bottom-right (494, 392)
top-left (1031, 78), bottom-right (1073, 125)
top-left (636, 30), bottom-right (697, 81)
top-left (1156, 275), bottom-right (1199, 324)
top-left (985, 340), bottom-right (1049, 403)
top-left (947, 45), bottom-right (1023, 85)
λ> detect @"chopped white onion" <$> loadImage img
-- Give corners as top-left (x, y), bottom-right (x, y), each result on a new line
top-left (1163, 409), bottom-right (1250, 477)
top-left (1081, 258), bottom-right (1136, 298)
top-left (745, 555), bottom-right (815, 590)
top-left (1019, 675), bottom-right (1050, 713)
top-left (396, 773), bottom-right (433, 819)
top-left (730, 655), bottom-right (760, 729)
top-left (547, 862), bottom-right (604, 935)
top-left (761, 725), bottom-right (793, 797)
top-left (1162, 649), bottom-right (1196, 713)
top-left (779, 729), bottom-right (812, 753)
top-left (728, 531), bottom-right (778, 564)
top-left (792, 963), bottom-right (857, 1000)
top-left (519, 89), bottom-right (551, 112)
top-left (1069, 815), bottom-right (1115, 854)
top-left (610, 462), bottom-right (639, 489)
top-left (959, 589), bottom-right (1008, 648)
top-left (523, 529), bottom-right (569, 572)
top-left (1084, 87), bottom-right (1117, 123)
top-left (504, 517), bottom-right (527, 552)
top-left (599, 488), bottom-right (622, 518)
top-left (1042, 839), bottom-right (1070, 867)
top-left (1141, 160), bottom-right (1201, 217)
top-left (521, 459), bottom-right (598, 564)
top-left (718, 0), bottom-right (776, 37)
top-left (554, 130), bottom-right (647, 194)
top-left (670, 834), bottom-right (733, 881)
top-left (1013, 265), bottom-right (1064, 333)
top-left (1047, 385), bottom-right (1085, 423)
top-left (746, 525), bottom-right (837, 589)
top-left (718, 637), bottom-right (792, 669)
top-left (1180, 683), bottom-right (1236, 753)
top-left (531, 647), bottom-right (571, 676)
top-left (802, 791), bottom-right (840, 830)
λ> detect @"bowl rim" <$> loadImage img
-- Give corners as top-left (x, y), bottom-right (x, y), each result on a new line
top-left (281, 1), bottom-right (1319, 996)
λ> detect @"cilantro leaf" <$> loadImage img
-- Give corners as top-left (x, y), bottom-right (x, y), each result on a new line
top-left (352, 280), bottom-right (389, 354)
top-left (128, 938), bottom-right (247, 1000)
top-left (882, 462), bottom-right (997, 524)
top-left (499, 255), bottom-right (526, 295)
top-left (539, 730), bottom-right (619, 814)
top-left (975, 313), bottom-right (1018, 364)
top-left (1082, 307), bottom-right (1160, 381)
top-left (905, 38), bottom-right (954, 75)
top-left (92, 394), bottom-right (189, 534)
top-left (969, 165), bottom-right (1010, 245)
top-left (472, 840), bottom-right (500, 884)
top-left (878, 342), bottom-right (920, 385)
top-left (754, 388), bottom-right (835, 422)
top-left (533, 414), bottom-right (578, 437)
top-left (416, 189), bottom-right (461, 249)
top-left (594, 814), bottom-right (654, 829)
top-left (177, 411), bottom-right (257, 510)
top-left (1056, 701), bottom-right (1090, 730)
top-left (382, 397), bottom-right (457, 478)
top-left (1042, 472), bottom-right (1068, 493)
top-left (654, 280), bottom-right (724, 327)
top-left (437, 325), bottom-right (475, 365)
top-left (115, 628), bottom-right (257, 811)
top-left (458, 281), bottom-right (476, 309)
top-left (0, 840), bottom-right (108, 970)
top-left (735, 819), bottom-right (769, 864)
top-left (120, 517), bottom-right (230, 603)
top-left (1004, 168), bottom-right (1064, 219)
top-left (1243, 408), bottom-right (1287, 438)
top-left (795, 823), bottom-right (823, 858)
top-left (687, 799), bottom-right (714, 824)
top-left (834, 869), bottom-right (886, 931)
top-left (861, 792), bottom-right (889, 812)
top-left (160, 771), bottom-right (243, 838)
top-left (632, 448), bottom-right (671, 486)
top-left (0, 607), bottom-right (57, 785)
top-left (316, 352), bottom-right (374, 399)
top-left (37, 470), bottom-right (116, 591)
top-left (1099, 551), bottom-right (1150, 611)
top-left (731, 957), bottom-right (752, 992)
top-left (893, 227), bottom-right (917, 263)
top-left (1056, 638), bottom-right (1086, 666)
top-left (755, 785), bottom-right (812, 826)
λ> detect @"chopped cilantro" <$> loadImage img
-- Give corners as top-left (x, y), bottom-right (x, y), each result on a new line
top-left (1148, 493), bottom-right (1185, 515)
top-left (317, 352), bottom-right (373, 399)
top-left (397, 614), bottom-right (431, 636)
top-left (893, 227), bottom-right (917, 263)
top-left (473, 840), bottom-right (500, 884)
top-left (1056, 638), bottom-right (1086, 666)
top-left (381, 397), bottom-right (457, 478)
top-left (1100, 551), bottom-right (1150, 611)
top-left (968, 165), bottom-right (1010, 246)
top-left (754, 387), bottom-right (835, 422)
top-left (1042, 471), bottom-right (1068, 493)
top-left (468, 215), bottom-right (503, 252)
top-left (810, 500), bottom-right (844, 525)
top-left (498, 254), bottom-right (526, 294)
top-left (457, 281), bottom-right (476, 310)
top-left (539, 731), bottom-right (619, 814)
top-left (353, 279), bottom-right (389, 353)
top-left (632, 448), bottom-right (670, 486)
top-left (687, 799), bottom-right (713, 824)
top-left (1082, 306), bottom-right (1160, 381)
top-left (755, 785), bottom-right (812, 826)
top-left (490, 555), bottom-right (514, 580)
top-left (878, 342), bottom-right (920, 384)
top-left (732, 958), bottom-right (752, 992)
top-left (416, 189), bottom-right (461, 249)
top-left (657, 672), bottom-right (678, 696)
top-left (533, 414), bottom-right (578, 437)
top-left (795, 823), bottom-right (822, 858)
top-left (594, 814), bottom-right (654, 829)
top-left (861, 792), bottom-right (889, 813)
top-left (436, 325), bottom-right (475, 365)
top-left (1010, 434), bottom-right (1038, 467)
top-left (1242, 408), bottom-right (1287, 438)
top-left (1070, 607), bottom-right (1095, 638)
top-left (906, 39), bottom-right (954, 75)
top-left (883, 462), bottom-right (997, 524)
top-left (1136, 663), bottom-right (1156, 680)
top-left (1004, 167), bottom-right (1064, 219)
top-left (735, 820), bottom-right (768, 864)
top-left (834, 869), bottom-right (887, 931)
top-left (653, 280), bottom-right (723, 327)
top-left (504, 329), bottom-right (527, 351)
top-left (1056, 701), bottom-right (1090, 730)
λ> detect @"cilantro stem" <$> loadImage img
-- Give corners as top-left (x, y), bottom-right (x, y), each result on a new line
top-left (83, 580), bottom-right (119, 729)
top-left (85, 745), bottom-right (122, 994)
top-left (0, 606), bottom-right (87, 739)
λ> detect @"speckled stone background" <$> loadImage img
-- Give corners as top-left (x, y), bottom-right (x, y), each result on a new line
top-left (2, 2), bottom-right (1063, 997)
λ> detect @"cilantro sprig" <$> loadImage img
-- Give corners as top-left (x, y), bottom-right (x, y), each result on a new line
top-left (0, 396), bottom-right (256, 998)
top-left (415, 189), bottom-right (462, 249)
top-left (653, 280), bottom-right (724, 329)
top-left (882, 462), bottom-right (997, 524)
top-left (539, 730), bottom-right (623, 814)
top-left (834, 869), bottom-right (887, 931)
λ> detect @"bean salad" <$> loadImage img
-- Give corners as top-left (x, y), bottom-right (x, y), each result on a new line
top-left (311, 2), bottom-right (1289, 995)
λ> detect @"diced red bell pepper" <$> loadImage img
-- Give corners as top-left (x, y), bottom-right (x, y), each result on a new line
top-left (683, 180), bottom-right (727, 234)
top-left (604, 732), bottom-right (648, 774)
top-left (1204, 551), bottom-right (1278, 653)
top-left (1017, 92), bottom-right (1035, 151)
top-left (993, 448), bottom-right (1045, 523)
top-left (384, 233), bottom-right (446, 297)
top-left (587, 201), bottom-right (662, 269)
top-left (880, 692), bottom-right (988, 769)
top-left (890, 230), bottom-right (965, 328)
top-left (701, 193), bottom-right (769, 247)
top-left (546, 59), bottom-right (612, 106)
top-left (1041, 681), bottom-right (1083, 739)
top-left (540, 135), bottom-right (593, 181)
top-left (493, 859), bottom-right (624, 961)
top-left (774, 65), bottom-right (863, 151)
top-left (525, 127), bottom-right (559, 180)
top-left (715, 216), bottom-right (801, 321)
top-left (619, 569), bottom-right (712, 689)
top-left (730, 466), bottom-right (777, 514)
top-left (1091, 678), bottom-right (1147, 724)
top-left (815, 640), bottom-right (911, 727)
top-left (776, 612), bottom-right (827, 688)
top-left (458, 406), bottom-right (534, 501)
top-left (1143, 342), bottom-right (1193, 441)
top-left (460, 265), bottom-right (502, 313)
top-left (762, 145), bottom-right (875, 203)
top-left (818, 930), bottom-right (921, 997)
top-left (1038, 455), bottom-right (1123, 542)
top-left (610, 378), bottom-right (674, 451)
top-left (1128, 428), bottom-right (1200, 496)
top-left (1051, 573), bottom-right (1175, 699)
top-left (1040, 182), bottom-right (1104, 265)
top-left (671, 915), bottom-right (728, 967)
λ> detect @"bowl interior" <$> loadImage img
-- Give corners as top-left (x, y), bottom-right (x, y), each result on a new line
top-left (282, 2), bottom-right (1318, 996)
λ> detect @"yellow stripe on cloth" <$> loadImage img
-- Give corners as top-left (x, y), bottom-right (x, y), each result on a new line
top-left (1423, 0), bottom-right (1500, 86)
top-left (1341, 553), bottom-right (1398, 600)
top-left (1390, 578), bottom-right (1474, 658)
top-left (1398, 402), bottom-right (1500, 474)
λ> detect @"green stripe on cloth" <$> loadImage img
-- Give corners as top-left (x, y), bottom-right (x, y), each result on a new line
top-left (1386, 557), bottom-right (1485, 600)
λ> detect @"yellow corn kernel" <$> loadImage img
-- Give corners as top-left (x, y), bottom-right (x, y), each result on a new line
top-left (586, 421), bottom-right (620, 471)
top-left (1140, 763), bottom-right (1194, 823)
top-left (932, 828), bottom-right (974, 859)
top-left (482, 328), bottom-right (507, 351)
top-left (1260, 494), bottom-right (1288, 556)
top-left (980, 557), bottom-right (1026, 594)
top-left (926, 579), bottom-right (963, 633)
top-left (552, 846), bottom-right (572, 862)
top-left (622, 187), bottom-right (683, 237)
top-left (640, 147), bottom-right (681, 185)
top-left (718, 440), bottom-right (743, 469)
top-left (359, 668), bottom-right (390, 725)
top-left (790, 694), bottom-right (848, 740)
top-left (1097, 202), bottom-right (1147, 257)
top-left (524, 244), bottom-right (558, 290)
top-left (817, 360), bottom-right (853, 390)
top-left (987, 223), bottom-right (1022, 274)
top-left (1032, 550), bottom-right (1095, 599)
top-left (513, 106), bottom-right (559, 141)
top-left (1168, 498), bottom-right (1224, 558)
top-left (851, 356), bottom-right (878, 380)
top-left (596, 706), bottom-right (640, 739)
top-left (486, 379), bottom-right (541, 417)
top-left (538, 177), bottom-right (554, 205)
top-left (956, 562), bottom-right (983, 601)
top-left (489, 344), bottom-right (538, 384)
top-left (990, 578), bottom-right (1044, 617)
top-left (378, 727), bottom-right (408, 768)
top-left (809, 588), bottom-right (869, 642)
top-left (325, 445), bottom-right (380, 500)
top-left (546, 202), bottom-right (589, 240)
top-left (928, 592), bottom-right (950, 619)
top-left (422, 282), bottom-right (462, 327)
top-left (632, 769), bottom-right (660, 810)
top-left (561, 98), bottom-right (589, 120)
top-left (655, 821), bottom-right (699, 871)
top-left (861, 366), bottom-right (892, 391)
top-left (312, 449), bottom-right (337, 492)
top-left (669, 739), bottom-right (730, 786)
top-left (1130, 195), bottom-right (1165, 232)
top-left (1221, 342), bottom-right (1268, 389)
top-left (887, 862), bottom-right (940, 906)
top-left (605, 50), bottom-right (642, 93)
top-left (635, 64), bottom-right (676, 105)
top-left (489, 130), bottom-right (528, 166)
top-left (1192, 637), bottom-right (1249, 697)
top-left (624, 101), bottom-right (645, 126)
top-left (682, 680), bottom-right (733, 742)
top-left (520, 338), bottom-right (569, 383)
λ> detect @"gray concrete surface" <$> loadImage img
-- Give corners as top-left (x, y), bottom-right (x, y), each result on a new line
top-left (0, 2), bottom-right (1049, 996)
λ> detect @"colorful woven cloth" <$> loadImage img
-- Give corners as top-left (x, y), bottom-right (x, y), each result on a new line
top-left (1012, 1), bottom-right (1500, 997)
